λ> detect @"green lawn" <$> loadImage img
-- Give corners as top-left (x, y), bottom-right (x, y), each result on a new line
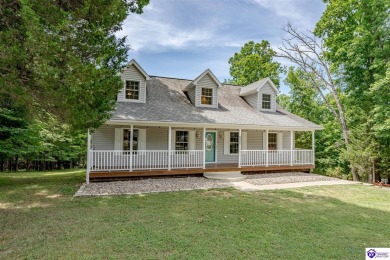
top-left (1, 170), bottom-right (389, 259)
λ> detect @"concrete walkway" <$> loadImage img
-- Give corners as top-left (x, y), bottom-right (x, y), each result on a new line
top-left (232, 179), bottom-right (360, 191)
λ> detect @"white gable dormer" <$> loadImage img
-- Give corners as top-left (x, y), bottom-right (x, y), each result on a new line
top-left (118, 59), bottom-right (150, 103)
top-left (184, 69), bottom-right (221, 108)
top-left (239, 78), bottom-right (279, 112)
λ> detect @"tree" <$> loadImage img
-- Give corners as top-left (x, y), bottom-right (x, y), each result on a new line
top-left (279, 67), bottom-right (346, 174)
top-left (0, 0), bottom-right (149, 131)
top-left (277, 24), bottom-right (359, 181)
top-left (228, 40), bottom-right (282, 86)
top-left (314, 0), bottom-right (390, 181)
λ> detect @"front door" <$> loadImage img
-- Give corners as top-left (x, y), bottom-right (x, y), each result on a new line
top-left (205, 132), bottom-right (216, 163)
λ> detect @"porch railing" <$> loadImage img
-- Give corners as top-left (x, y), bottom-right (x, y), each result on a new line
top-left (90, 150), bottom-right (203, 171)
top-left (89, 149), bottom-right (313, 172)
top-left (241, 149), bottom-right (313, 167)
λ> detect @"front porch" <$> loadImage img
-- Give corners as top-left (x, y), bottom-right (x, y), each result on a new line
top-left (86, 125), bottom-right (316, 182)
top-left (89, 163), bottom-right (314, 180)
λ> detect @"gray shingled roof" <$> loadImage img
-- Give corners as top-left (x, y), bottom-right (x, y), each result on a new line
top-left (110, 77), bottom-right (322, 129)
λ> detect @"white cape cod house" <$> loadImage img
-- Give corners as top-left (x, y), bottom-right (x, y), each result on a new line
top-left (86, 60), bottom-right (322, 182)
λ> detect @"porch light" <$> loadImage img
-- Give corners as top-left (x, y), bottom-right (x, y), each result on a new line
top-left (196, 131), bottom-right (201, 138)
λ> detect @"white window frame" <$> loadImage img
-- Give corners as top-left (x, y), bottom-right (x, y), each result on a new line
top-left (200, 87), bottom-right (213, 106)
top-left (175, 130), bottom-right (189, 151)
top-left (123, 128), bottom-right (139, 153)
top-left (125, 80), bottom-right (141, 100)
top-left (268, 132), bottom-right (277, 151)
top-left (229, 131), bottom-right (239, 154)
top-left (262, 93), bottom-right (271, 109)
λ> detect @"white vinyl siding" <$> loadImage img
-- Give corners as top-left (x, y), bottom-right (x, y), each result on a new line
top-left (243, 92), bottom-right (258, 110)
top-left (258, 82), bottom-right (276, 112)
top-left (118, 64), bottom-right (147, 103)
top-left (187, 87), bottom-right (196, 105)
top-left (195, 74), bottom-right (218, 108)
top-left (261, 131), bottom-right (292, 150)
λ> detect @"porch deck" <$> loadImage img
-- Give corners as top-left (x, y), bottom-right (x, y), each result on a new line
top-left (89, 163), bottom-right (314, 180)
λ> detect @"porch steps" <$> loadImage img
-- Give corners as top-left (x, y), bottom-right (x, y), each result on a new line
top-left (204, 171), bottom-right (246, 182)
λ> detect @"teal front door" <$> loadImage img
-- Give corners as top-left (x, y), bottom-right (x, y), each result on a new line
top-left (205, 132), bottom-right (216, 163)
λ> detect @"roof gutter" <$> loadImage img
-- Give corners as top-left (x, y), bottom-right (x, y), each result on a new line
top-left (106, 119), bottom-right (324, 131)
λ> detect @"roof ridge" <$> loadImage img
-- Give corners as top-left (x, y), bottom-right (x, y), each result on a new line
top-left (150, 75), bottom-right (192, 81)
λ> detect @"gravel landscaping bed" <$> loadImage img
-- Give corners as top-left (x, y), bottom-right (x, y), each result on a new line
top-left (75, 177), bottom-right (230, 196)
top-left (244, 172), bottom-right (339, 186)
top-left (75, 172), bottom-right (341, 196)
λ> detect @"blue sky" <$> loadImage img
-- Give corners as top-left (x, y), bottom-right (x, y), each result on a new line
top-left (117, 0), bottom-right (326, 93)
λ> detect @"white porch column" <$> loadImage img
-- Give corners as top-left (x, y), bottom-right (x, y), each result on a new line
top-left (238, 129), bottom-right (242, 168)
top-left (265, 129), bottom-right (269, 167)
top-left (129, 125), bottom-right (133, 172)
top-left (312, 130), bottom-right (315, 165)
top-left (290, 130), bottom-right (294, 166)
top-left (86, 129), bottom-right (91, 184)
top-left (203, 127), bottom-right (206, 169)
top-left (168, 126), bottom-right (172, 170)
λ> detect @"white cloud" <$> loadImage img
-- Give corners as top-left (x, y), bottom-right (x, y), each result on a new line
top-left (252, 0), bottom-right (307, 23)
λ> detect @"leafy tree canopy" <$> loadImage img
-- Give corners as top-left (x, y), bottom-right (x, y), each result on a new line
top-left (0, 0), bottom-right (149, 131)
top-left (228, 40), bottom-right (282, 86)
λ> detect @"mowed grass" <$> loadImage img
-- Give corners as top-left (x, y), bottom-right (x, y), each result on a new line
top-left (1, 170), bottom-right (390, 259)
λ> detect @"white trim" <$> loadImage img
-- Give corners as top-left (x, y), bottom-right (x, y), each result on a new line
top-left (192, 69), bottom-right (221, 88)
top-left (198, 87), bottom-right (215, 107)
top-left (224, 131), bottom-right (240, 155)
top-left (312, 130), bottom-right (315, 166)
top-left (86, 129), bottom-right (91, 184)
top-left (123, 80), bottom-right (142, 102)
top-left (125, 59), bottom-right (150, 80)
top-left (106, 120), bottom-right (324, 131)
top-left (129, 125), bottom-right (133, 171)
top-left (205, 130), bottom-right (217, 163)
top-left (203, 127), bottom-right (206, 169)
top-left (168, 126), bottom-right (172, 170)
top-left (265, 129), bottom-right (269, 167)
top-left (290, 131), bottom-right (294, 166)
top-left (238, 129), bottom-right (242, 168)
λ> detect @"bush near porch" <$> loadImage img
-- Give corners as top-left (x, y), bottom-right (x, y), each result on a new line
top-left (1, 170), bottom-right (389, 259)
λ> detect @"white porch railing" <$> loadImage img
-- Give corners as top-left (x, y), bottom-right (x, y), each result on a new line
top-left (90, 150), bottom-right (203, 171)
top-left (241, 149), bottom-right (313, 167)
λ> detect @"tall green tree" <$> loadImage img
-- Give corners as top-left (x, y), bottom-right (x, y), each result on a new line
top-left (0, 0), bottom-right (149, 131)
top-left (228, 40), bottom-right (282, 86)
top-left (315, 0), bottom-right (390, 181)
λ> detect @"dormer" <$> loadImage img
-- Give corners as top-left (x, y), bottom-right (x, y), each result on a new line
top-left (117, 59), bottom-right (150, 103)
top-left (239, 78), bottom-right (279, 112)
top-left (184, 69), bottom-right (221, 108)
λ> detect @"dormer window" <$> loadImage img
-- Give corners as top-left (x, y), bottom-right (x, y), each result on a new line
top-left (201, 88), bottom-right (213, 105)
top-left (262, 94), bottom-right (271, 109)
top-left (125, 81), bottom-right (140, 100)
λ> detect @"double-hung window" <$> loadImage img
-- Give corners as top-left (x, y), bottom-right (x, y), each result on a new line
top-left (123, 129), bottom-right (139, 152)
top-left (262, 94), bottom-right (271, 109)
top-left (229, 132), bottom-right (239, 154)
top-left (175, 131), bottom-right (189, 151)
top-left (201, 88), bottom-right (213, 105)
top-left (125, 81), bottom-right (140, 100)
top-left (268, 133), bottom-right (277, 150)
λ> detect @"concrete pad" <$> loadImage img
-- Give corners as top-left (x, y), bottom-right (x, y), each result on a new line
top-left (204, 171), bottom-right (246, 182)
top-left (231, 180), bottom-right (361, 191)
